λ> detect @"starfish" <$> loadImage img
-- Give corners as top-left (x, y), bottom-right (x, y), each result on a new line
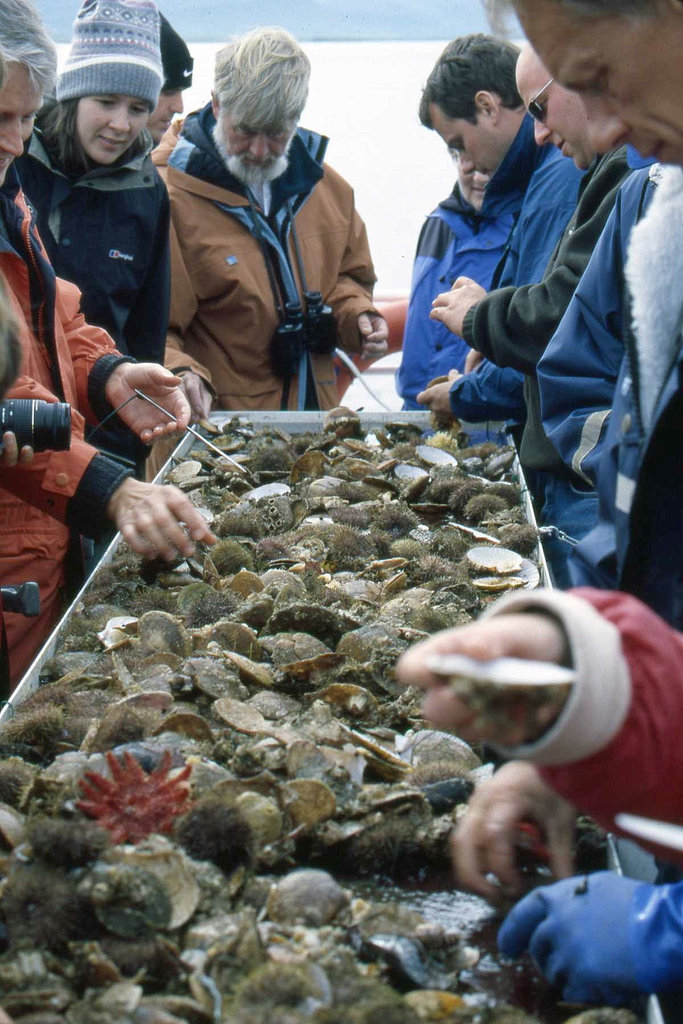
top-left (77, 750), bottom-right (192, 844)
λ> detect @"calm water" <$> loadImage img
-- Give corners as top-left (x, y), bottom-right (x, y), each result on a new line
top-left (54, 39), bottom-right (463, 296)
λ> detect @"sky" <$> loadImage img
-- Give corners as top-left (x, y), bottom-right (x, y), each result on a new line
top-left (35, 0), bottom-right (503, 43)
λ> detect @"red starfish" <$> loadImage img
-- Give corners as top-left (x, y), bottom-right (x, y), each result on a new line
top-left (77, 750), bottom-right (192, 844)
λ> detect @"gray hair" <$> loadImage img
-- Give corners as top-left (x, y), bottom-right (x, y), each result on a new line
top-left (0, 0), bottom-right (57, 95)
top-left (486, 0), bottom-right (658, 24)
top-left (213, 27), bottom-right (310, 131)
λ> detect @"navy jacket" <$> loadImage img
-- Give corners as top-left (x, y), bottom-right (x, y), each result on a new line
top-left (448, 115), bottom-right (584, 424)
top-left (16, 129), bottom-right (170, 365)
top-left (537, 165), bottom-right (683, 625)
top-left (397, 162), bottom-right (522, 409)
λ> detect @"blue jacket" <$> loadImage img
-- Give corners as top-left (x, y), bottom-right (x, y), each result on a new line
top-left (538, 165), bottom-right (683, 625)
top-left (448, 116), bottom-right (585, 424)
top-left (397, 165), bottom-right (521, 408)
top-left (16, 129), bottom-right (170, 366)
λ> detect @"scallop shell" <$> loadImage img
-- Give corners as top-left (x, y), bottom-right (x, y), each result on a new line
top-left (227, 569), bottom-right (264, 597)
top-left (244, 482), bottom-right (291, 501)
top-left (427, 653), bottom-right (576, 690)
top-left (166, 460), bottom-right (203, 486)
top-left (152, 710), bottom-right (214, 742)
top-left (266, 868), bottom-right (348, 925)
top-left (97, 615), bottom-right (139, 650)
top-left (466, 545), bottom-right (523, 575)
top-left (279, 779), bottom-right (337, 827)
top-left (139, 611), bottom-right (191, 658)
top-left (471, 575), bottom-right (526, 591)
top-left (307, 683), bottom-right (378, 717)
top-left (221, 651), bottom-right (274, 688)
top-left (416, 445), bottom-right (458, 467)
top-left (290, 449), bottom-right (328, 483)
top-left (103, 838), bottom-right (200, 930)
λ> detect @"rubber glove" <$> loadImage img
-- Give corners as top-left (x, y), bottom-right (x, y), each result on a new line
top-left (498, 871), bottom-right (644, 1005)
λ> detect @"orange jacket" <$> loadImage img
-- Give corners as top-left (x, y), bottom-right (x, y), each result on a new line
top-left (156, 110), bottom-right (378, 411)
top-left (0, 174), bottom-right (130, 682)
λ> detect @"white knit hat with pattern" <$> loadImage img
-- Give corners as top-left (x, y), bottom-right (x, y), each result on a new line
top-left (57, 0), bottom-right (162, 109)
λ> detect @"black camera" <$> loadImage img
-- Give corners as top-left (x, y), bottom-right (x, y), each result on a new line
top-left (0, 398), bottom-right (71, 452)
top-left (303, 291), bottom-right (338, 356)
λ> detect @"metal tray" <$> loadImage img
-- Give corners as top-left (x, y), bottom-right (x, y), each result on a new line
top-left (4, 411), bottom-right (550, 717)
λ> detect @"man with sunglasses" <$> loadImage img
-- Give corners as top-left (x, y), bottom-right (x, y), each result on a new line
top-left (419, 44), bottom-right (631, 587)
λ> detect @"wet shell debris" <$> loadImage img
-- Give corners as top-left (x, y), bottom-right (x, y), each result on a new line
top-left (0, 414), bottom-right (605, 1024)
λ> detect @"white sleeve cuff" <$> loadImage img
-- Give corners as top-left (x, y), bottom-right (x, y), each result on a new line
top-left (480, 589), bottom-right (632, 766)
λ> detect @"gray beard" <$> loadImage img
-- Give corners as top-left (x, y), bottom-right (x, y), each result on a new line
top-left (212, 120), bottom-right (290, 187)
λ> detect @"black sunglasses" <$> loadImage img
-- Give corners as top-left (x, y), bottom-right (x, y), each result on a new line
top-left (528, 77), bottom-right (555, 123)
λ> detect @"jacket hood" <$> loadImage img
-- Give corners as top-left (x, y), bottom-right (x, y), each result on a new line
top-left (168, 102), bottom-right (329, 208)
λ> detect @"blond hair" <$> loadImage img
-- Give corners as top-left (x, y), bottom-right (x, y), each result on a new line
top-left (214, 26), bottom-right (310, 132)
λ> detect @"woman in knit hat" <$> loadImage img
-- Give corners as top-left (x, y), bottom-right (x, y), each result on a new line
top-left (16, 0), bottom-right (170, 483)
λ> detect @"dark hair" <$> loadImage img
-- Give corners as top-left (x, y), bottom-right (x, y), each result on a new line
top-left (419, 33), bottom-right (521, 128)
top-left (37, 97), bottom-right (147, 178)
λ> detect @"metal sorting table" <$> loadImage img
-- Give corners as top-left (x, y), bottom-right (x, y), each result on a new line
top-left (7, 411), bottom-right (550, 713)
top-left (2, 411), bottom-right (668, 1021)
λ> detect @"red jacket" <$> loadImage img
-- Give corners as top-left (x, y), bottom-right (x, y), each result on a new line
top-left (486, 587), bottom-right (683, 862)
top-left (0, 173), bottom-right (130, 682)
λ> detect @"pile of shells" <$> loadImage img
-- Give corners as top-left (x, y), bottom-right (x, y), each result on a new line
top-left (0, 412), bottom-right (626, 1024)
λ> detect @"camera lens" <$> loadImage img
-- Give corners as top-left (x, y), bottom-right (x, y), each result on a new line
top-left (0, 398), bottom-right (71, 452)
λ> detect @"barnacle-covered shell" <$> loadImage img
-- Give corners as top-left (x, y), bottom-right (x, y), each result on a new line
top-left (266, 868), bottom-right (348, 925)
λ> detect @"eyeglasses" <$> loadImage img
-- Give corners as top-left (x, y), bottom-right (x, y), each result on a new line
top-left (527, 77), bottom-right (555, 124)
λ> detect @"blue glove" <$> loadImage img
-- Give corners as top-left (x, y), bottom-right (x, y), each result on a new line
top-left (497, 872), bottom-right (643, 1005)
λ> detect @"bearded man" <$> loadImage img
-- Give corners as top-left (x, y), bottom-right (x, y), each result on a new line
top-left (157, 26), bottom-right (388, 415)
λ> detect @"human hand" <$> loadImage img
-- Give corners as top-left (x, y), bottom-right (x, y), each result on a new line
top-left (178, 371), bottom-right (213, 423)
top-left (465, 348), bottom-right (484, 374)
top-left (498, 871), bottom-right (644, 1004)
top-left (0, 431), bottom-right (33, 467)
top-left (395, 612), bottom-right (568, 746)
top-left (107, 477), bottom-right (216, 560)
top-left (429, 276), bottom-right (487, 336)
top-left (451, 761), bottom-right (576, 903)
top-left (358, 312), bottom-right (389, 359)
top-left (105, 363), bottom-right (191, 443)
top-left (416, 368), bottom-right (462, 414)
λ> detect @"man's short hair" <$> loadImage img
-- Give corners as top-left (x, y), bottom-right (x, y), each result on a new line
top-left (0, 0), bottom-right (57, 96)
top-left (214, 26), bottom-right (310, 133)
top-left (419, 33), bottom-right (521, 128)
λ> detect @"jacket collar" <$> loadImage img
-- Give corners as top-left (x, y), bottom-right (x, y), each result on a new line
top-left (486, 114), bottom-right (542, 198)
top-left (25, 127), bottom-right (154, 181)
top-left (169, 102), bottom-right (328, 209)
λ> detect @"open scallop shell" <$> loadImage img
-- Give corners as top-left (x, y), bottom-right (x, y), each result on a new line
top-left (466, 545), bottom-right (523, 575)
top-left (426, 652), bottom-right (575, 724)
top-left (416, 445), bottom-right (458, 467)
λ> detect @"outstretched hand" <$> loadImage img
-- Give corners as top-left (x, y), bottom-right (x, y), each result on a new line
top-left (107, 477), bottom-right (216, 560)
top-left (451, 761), bottom-right (576, 903)
top-left (416, 368), bottom-right (462, 414)
top-left (105, 363), bottom-right (191, 443)
top-left (395, 612), bottom-right (569, 747)
top-left (430, 276), bottom-right (487, 336)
